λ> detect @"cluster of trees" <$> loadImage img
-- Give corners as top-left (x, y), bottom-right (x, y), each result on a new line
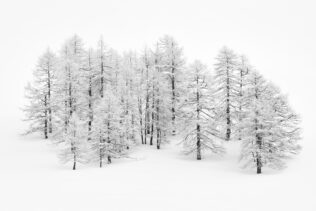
top-left (24, 35), bottom-right (301, 173)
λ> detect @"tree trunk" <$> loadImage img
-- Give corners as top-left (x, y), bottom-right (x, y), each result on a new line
top-left (73, 154), bottom-right (76, 170)
top-left (100, 154), bottom-right (103, 168)
top-left (157, 128), bottom-right (161, 149)
top-left (88, 76), bottom-right (93, 140)
top-left (47, 66), bottom-right (52, 134)
top-left (150, 84), bottom-right (155, 145)
top-left (256, 160), bottom-right (261, 174)
top-left (196, 79), bottom-right (201, 160)
top-left (196, 78), bottom-right (201, 160)
top-left (44, 95), bottom-right (48, 139)
top-left (156, 98), bottom-right (160, 150)
top-left (226, 68), bottom-right (231, 141)
top-left (197, 124), bottom-right (201, 160)
top-left (171, 73), bottom-right (176, 135)
top-left (100, 61), bottom-right (104, 98)
top-left (145, 62), bottom-right (150, 137)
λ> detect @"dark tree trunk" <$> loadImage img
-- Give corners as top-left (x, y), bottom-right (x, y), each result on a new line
top-left (257, 160), bottom-right (262, 174)
top-left (144, 90), bottom-right (149, 143)
top-left (197, 124), bottom-right (201, 160)
top-left (47, 65), bottom-right (52, 134)
top-left (254, 77), bottom-right (262, 174)
top-left (88, 75), bottom-right (93, 140)
top-left (44, 119), bottom-right (48, 139)
top-left (138, 97), bottom-right (144, 144)
top-left (226, 68), bottom-right (231, 141)
top-left (238, 68), bottom-right (243, 140)
top-left (171, 72), bottom-right (176, 135)
top-left (73, 153), bottom-right (76, 170)
top-left (68, 67), bottom-right (73, 117)
top-left (157, 128), bottom-right (161, 149)
top-left (196, 78), bottom-right (201, 160)
top-left (256, 135), bottom-right (263, 174)
top-left (73, 161), bottom-right (76, 170)
top-left (100, 153), bottom-right (103, 168)
top-left (44, 95), bottom-right (48, 139)
top-left (100, 61), bottom-right (104, 98)
top-left (150, 85), bottom-right (155, 145)
top-left (145, 62), bottom-right (150, 137)
top-left (156, 98), bottom-right (161, 150)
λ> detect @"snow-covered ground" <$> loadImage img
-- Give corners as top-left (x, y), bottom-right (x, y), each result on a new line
top-left (0, 113), bottom-right (315, 211)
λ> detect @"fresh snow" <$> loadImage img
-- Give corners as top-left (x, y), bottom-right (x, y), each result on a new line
top-left (0, 114), bottom-right (315, 211)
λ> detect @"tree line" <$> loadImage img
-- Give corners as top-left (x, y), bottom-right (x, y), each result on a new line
top-left (24, 35), bottom-right (301, 173)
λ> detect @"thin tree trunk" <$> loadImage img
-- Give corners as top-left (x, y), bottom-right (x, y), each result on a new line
top-left (156, 97), bottom-right (160, 149)
top-left (47, 64), bottom-right (52, 134)
top-left (145, 63), bottom-right (150, 137)
top-left (256, 157), bottom-right (262, 174)
top-left (171, 73), bottom-right (176, 135)
top-left (100, 136), bottom-right (104, 168)
top-left (197, 124), bottom-right (201, 160)
top-left (88, 75), bottom-right (93, 140)
top-left (100, 149), bottom-right (103, 168)
top-left (44, 95), bottom-right (48, 139)
top-left (254, 76), bottom-right (262, 174)
top-left (73, 160), bottom-right (76, 170)
top-left (196, 76), bottom-right (201, 160)
top-left (73, 152), bottom-right (76, 170)
top-left (150, 81), bottom-right (155, 145)
top-left (107, 155), bottom-right (111, 164)
top-left (100, 61), bottom-right (104, 98)
top-left (226, 66), bottom-right (231, 141)
top-left (138, 97), bottom-right (144, 144)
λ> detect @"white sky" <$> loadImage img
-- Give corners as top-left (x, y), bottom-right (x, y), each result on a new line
top-left (0, 0), bottom-right (315, 141)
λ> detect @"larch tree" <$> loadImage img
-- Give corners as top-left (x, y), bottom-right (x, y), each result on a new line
top-left (24, 49), bottom-right (57, 139)
top-left (81, 49), bottom-right (98, 140)
top-left (180, 61), bottom-right (224, 160)
top-left (119, 52), bottom-right (139, 148)
top-left (159, 35), bottom-right (185, 135)
top-left (239, 71), bottom-right (301, 174)
top-left (236, 55), bottom-right (250, 140)
top-left (152, 43), bottom-right (171, 149)
top-left (59, 112), bottom-right (87, 170)
top-left (134, 52), bottom-right (146, 144)
top-left (140, 48), bottom-right (153, 144)
top-left (54, 35), bottom-right (86, 137)
top-left (96, 37), bottom-right (112, 98)
top-left (91, 87), bottom-right (125, 167)
top-left (213, 46), bottom-right (239, 141)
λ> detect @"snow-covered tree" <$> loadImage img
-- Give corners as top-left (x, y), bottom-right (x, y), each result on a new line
top-left (159, 35), bottom-right (185, 135)
top-left (180, 61), bottom-right (224, 160)
top-left (213, 47), bottom-right (239, 141)
top-left (59, 112), bottom-right (88, 170)
top-left (95, 37), bottom-right (112, 98)
top-left (239, 71), bottom-right (301, 174)
top-left (119, 52), bottom-right (139, 148)
top-left (24, 49), bottom-right (57, 138)
top-left (235, 55), bottom-right (251, 140)
top-left (141, 48), bottom-right (153, 144)
top-left (151, 44), bottom-right (171, 149)
top-left (80, 49), bottom-right (99, 140)
top-left (91, 87), bottom-right (127, 167)
top-left (54, 35), bottom-right (86, 136)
